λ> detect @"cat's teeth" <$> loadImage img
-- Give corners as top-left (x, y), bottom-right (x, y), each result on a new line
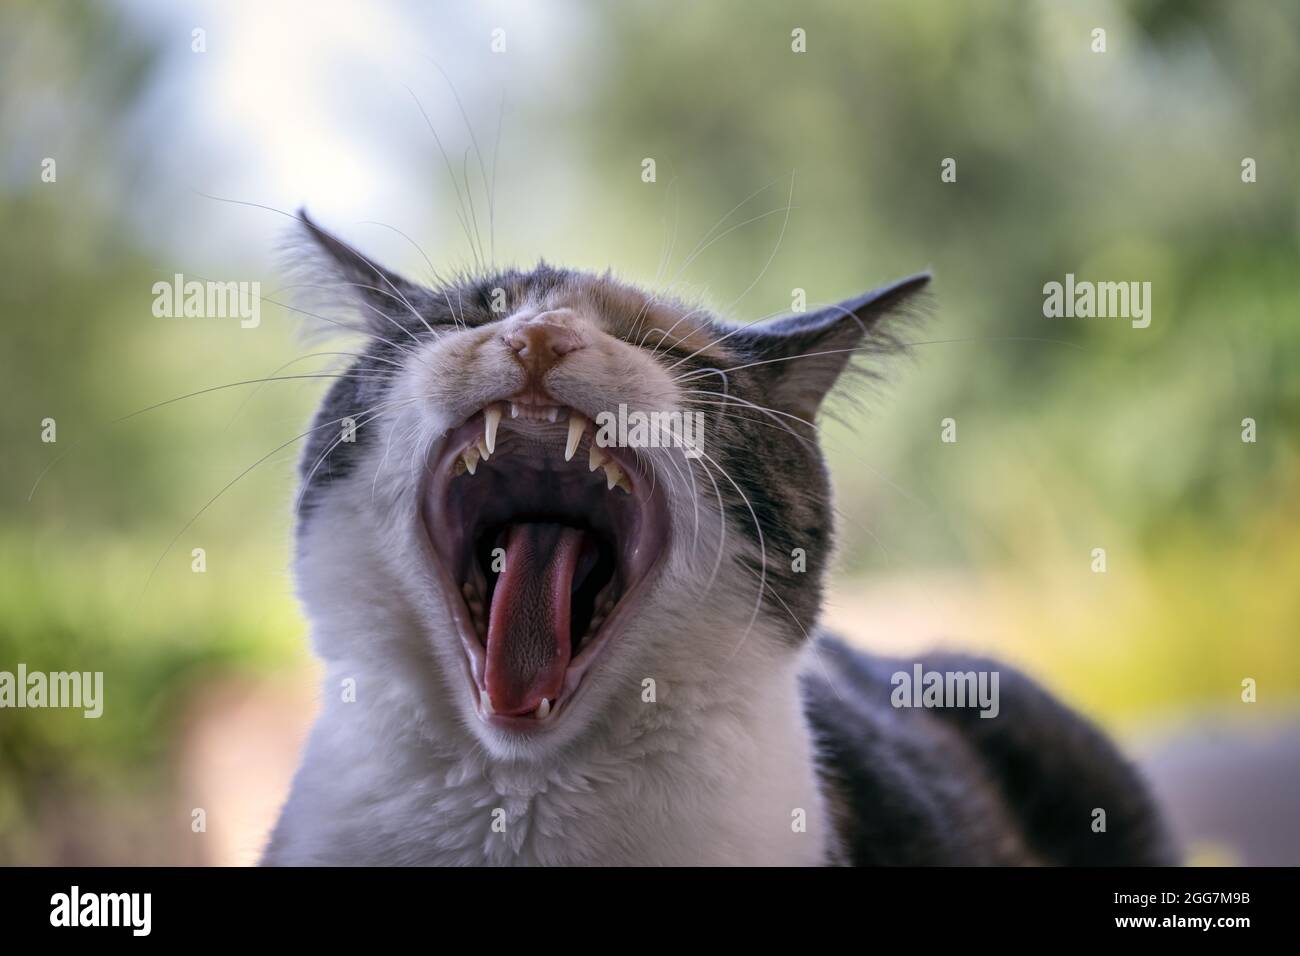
top-left (480, 690), bottom-right (495, 716)
top-left (475, 435), bottom-right (490, 461)
top-left (602, 461), bottom-right (631, 493)
top-left (535, 698), bottom-right (552, 720)
top-left (461, 446), bottom-right (480, 475)
top-left (510, 403), bottom-right (520, 419)
top-left (484, 405), bottom-right (502, 453)
top-left (588, 437), bottom-right (635, 492)
top-left (546, 406), bottom-right (560, 423)
top-left (565, 412), bottom-right (587, 462)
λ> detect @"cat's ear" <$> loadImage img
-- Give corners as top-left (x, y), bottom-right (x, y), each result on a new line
top-left (733, 273), bottom-right (930, 420)
top-left (289, 208), bottom-right (429, 336)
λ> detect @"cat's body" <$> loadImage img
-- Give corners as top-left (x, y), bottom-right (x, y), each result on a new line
top-left (263, 213), bottom-right (1174, 866)
top-left (265, 631), bottom-right (1172, 865)
top-left (805, 638), bottom-right (1174, 864)
top-left (266, 599), bottom-right (829, 866)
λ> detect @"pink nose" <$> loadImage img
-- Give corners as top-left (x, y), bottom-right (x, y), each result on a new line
top-left (504, 314), bottom-right (585, 379)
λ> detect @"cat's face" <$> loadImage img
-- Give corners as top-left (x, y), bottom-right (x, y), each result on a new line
top-left (291, 212), bottom-right (927, 759)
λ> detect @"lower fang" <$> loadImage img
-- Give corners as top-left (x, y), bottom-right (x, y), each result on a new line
top-left (481, 691), bottom-right (495, 716)
top-left (535, 698), bottom-right (552, 720)
top-left (603, 461), bottom-right (626, 491)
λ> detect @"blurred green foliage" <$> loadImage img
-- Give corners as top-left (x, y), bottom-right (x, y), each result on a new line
top-left (570, 0), bottom-right (1300, 724)
top-left (1, 0), bottom-right (1297, 862)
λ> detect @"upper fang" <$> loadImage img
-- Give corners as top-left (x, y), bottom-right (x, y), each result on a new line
top-left (565, 412), bottom-right (586, 462)
top-left (484, 405), bottom-right (502, 453)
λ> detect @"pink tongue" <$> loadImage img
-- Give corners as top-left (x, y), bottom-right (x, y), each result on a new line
top-left (484, 523), bottom-right (585, 716)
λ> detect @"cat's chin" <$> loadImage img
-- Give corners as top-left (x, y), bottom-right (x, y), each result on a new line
top-left (420, 398), bottom-right (669, 735)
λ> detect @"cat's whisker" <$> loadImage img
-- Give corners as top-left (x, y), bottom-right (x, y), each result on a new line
top-left (761, 581), bottom-right (849, 705)
top-left (323, 241), bottom-right (442, 344)
top-left (638, 440), bottom-right (705, 565)
top-left (460, 147), bottom-right (485, 272)
top-left (294, 396), bottom-right (427, 517)
top-left (488, 90), bottom-right (505, 270)
top-left (717, 170), bottom-right (796, 315)
top-left (680, 390), bottom-right (817, 433)
top-left (677, 398), bottom-right (917, 549)
top-left (176, 269), bottom-right (412, 353)
top-left (687, 408), bottom-right (897, 561)
top-left (673, 171), bottom-right (797, 281)
top-left (353, 221), bottom-right (455, 339)
top-left (146, 396), bottom-right (418, 597)
top-left (631, 171), bottom-right (795, 349)
top-left (624, 168), bottom-right (680, 347)
top-left (639, 172), bottom-right (798, 357)
top-left (256, 284), bottom-right (420, 354)
top-left (676, 447), bottom-right (728, 598)
top-left (648, 427), bottom-right (740, 621)
top-left (189, 193), bottom-right (439, 349)
top-left (226, 349), bottom-right (408, 429)
top-left (677, 205), bottom-right (795, 293)
top-left (264, 278), bottom-right (435, 352)
top-left (652, 173), bottom-right (680, 290)
top-left (26, 370), bottom-right (400, 503)
top-left (375, 412), bottom-right (425, 503)
top-left (659, 306), bottom-right (788, 374)
top-left (373, 406), bottom-right (415, 504)
top-left (638, 305), bottom-right (710, 359)
top-left (428, 58), bottom-right (496, 269)
top-left (404, 83), bottom-right (486, 271)
top-left (672, 363), bottom-right (730, 392)
top-left (674, 334), bottom-right (1086, 385)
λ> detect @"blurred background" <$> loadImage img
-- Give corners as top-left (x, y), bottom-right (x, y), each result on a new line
top-left (2, 0), bottom-right (1297, 865)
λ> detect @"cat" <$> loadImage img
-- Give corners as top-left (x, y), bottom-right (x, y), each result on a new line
top-left (262, 212), bottom-right (1176, 866)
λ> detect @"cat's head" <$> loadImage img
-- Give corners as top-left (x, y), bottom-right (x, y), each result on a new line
top-left (290, 211), bottom-right (928, 758)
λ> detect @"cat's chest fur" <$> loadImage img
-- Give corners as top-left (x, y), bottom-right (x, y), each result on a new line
top-left (265, 653), bottom-right (832, 866)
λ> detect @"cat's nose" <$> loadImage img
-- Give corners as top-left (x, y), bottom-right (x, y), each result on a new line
top-left (503, 313), bottom-right (586, 378)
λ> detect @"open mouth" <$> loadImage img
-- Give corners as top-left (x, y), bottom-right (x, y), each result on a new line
top-left (422, 400), bottom-right (669, 730)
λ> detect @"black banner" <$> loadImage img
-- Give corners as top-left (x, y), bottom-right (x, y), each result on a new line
top-left (0, 866), bottom-right (1285, 941)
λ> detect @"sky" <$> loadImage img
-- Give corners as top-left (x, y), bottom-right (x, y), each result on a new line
top-left (115, 0), bottom-right (592, 274)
